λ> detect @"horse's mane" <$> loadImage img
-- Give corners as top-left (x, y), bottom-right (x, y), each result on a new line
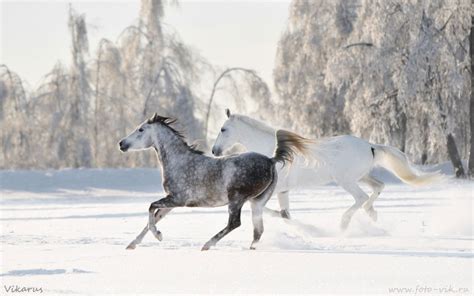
top-left (148, 114), bottom-right (204, 155)
top-left (231, 114), bottom-right (276, 135)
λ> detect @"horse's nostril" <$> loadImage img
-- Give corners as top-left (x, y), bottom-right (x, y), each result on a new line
top-left (212, 148), bottom-right (222, 156)
top-left (119, 140), bottom-right (129, 152)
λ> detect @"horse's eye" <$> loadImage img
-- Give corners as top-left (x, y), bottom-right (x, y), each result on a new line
top-left (138, 128), bottom-right (144, 132)
top-left (221, 128), bottom-right (226, 132)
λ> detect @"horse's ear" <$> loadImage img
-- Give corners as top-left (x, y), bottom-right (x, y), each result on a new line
top-left (148, 113), bottom-right (159, 124)
top-left (225, 108), bottom-right (231, 118)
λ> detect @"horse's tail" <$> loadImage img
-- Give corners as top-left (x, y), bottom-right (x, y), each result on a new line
top-left (373, 144), bottom-right (444, 186)
top-left (272, 129), bottom-right (311, 166)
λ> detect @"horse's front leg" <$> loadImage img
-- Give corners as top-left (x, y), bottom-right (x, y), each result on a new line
top-left (126, 208), bottom-right (172, 250)
top-left (148, 196), bottom-right (183, 241)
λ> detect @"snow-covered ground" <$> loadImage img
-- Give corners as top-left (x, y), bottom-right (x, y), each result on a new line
top-left (1, 167), bottom-right (472, 294)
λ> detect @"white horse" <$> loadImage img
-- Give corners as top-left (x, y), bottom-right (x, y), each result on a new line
top-left (211, 109), bottom-right (442, 230)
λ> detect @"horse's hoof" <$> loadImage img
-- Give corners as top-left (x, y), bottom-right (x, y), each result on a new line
top-left (156, 232), bottom-right (163, 241)
top-left (364, 205), bottom-right (378, 222)
top-left (126, 243), bottom-right (136, 250)
top-left (280, 210), bottom-right (291, 219)
top-left (368, 210), bottom-right (378, 222)
top-left (250, 240), bottom-right (259, 250)
top-left (151, 230), bottom-right (163, 241)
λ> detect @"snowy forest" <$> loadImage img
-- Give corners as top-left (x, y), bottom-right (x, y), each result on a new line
top-left (1, 0), bottom-right (472, 178)
top-left (1, 2), bottom-right (472, 293)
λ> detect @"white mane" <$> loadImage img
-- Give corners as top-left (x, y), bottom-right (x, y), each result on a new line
top-left (231, 114), bottom-right (276, 135)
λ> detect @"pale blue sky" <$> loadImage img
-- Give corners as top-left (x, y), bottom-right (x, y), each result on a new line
top-left (1, 0), bottom-right (290, 89)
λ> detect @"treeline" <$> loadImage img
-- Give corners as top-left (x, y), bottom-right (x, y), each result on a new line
top-left (273, 0), bottom-right (471, 177)
top-left (0, 0), bottom-right (270, 169)
top-left (1, 0), bottom-right (472, 177)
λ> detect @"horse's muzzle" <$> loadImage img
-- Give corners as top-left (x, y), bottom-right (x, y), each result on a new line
top-left (119, 140), bottom-right (129, 152)
top-left (211, 147), bottom-right (222, 156)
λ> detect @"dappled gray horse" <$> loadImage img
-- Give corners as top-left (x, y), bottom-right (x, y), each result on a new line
top-left (119, 113), bottom-right (309, 250)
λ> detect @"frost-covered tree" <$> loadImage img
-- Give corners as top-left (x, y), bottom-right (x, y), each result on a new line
top-left (92, 39), bottom-right (136, 167)
top-left (117, 0), bottom-right (206, 143)
top-left (204, 67), bottom-right (273, 141)
top-left (274, 0), bottom-right (351, 138)
top-left (65, 6), bottom-right (93, 167)
top-left (274, 0), bottom-right (470, 174)
top-left (0, 65), bottom-right (31, 168)
top-left (397, 5), bottom-right (469, 177)
top-left (0, 0), bottom-right (215, 169)
top-left (30, 62), bottom-right (69, 168)
top-left (469, 11), bottom-right (474, 178)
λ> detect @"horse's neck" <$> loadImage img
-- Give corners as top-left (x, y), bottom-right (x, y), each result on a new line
top-left (238, 122), bottom-right (276, 157)
top-left (153, 131), bottom-right (196, 173)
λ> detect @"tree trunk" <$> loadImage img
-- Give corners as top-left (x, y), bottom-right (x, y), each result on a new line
top-left (447, 133), bottom-right (466, 178)
top-left (399, 112), bottom-right (407, 153)
top-left (421, 153), bottom-right (428, 165)
top-left (421, 117), bottom-right (428, 164)
top-left (468, 11), bottom-right (474, 177)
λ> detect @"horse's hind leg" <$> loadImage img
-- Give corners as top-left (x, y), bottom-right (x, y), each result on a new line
top-left (201, 200), bottom-right (244, 251)
top-left (126, 208), bottom-right (172, 250)
top-left (263, 190), bottom-right (290, 219)
top-left (250, 195), bottom-right (274, 249)
top-left (250, 201), bottom-right (264, 250)
top-left (339, 182), bottom-right (369, 230)
top-left (361, 175), bottom-right (385, 222)
top-left (277, 190), bottom-right (291, 219)
top-left (250, 173), bottom-right (277, 249)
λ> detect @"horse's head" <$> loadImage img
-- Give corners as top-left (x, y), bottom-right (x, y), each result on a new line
top-left (211, 109), bottom-right (241, 156)
top-left (119, 113), bottom-right (162, 152)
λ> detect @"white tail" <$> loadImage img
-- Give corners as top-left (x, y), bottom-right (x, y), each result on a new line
top-left (373, 145), bottom-right (443, 186)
